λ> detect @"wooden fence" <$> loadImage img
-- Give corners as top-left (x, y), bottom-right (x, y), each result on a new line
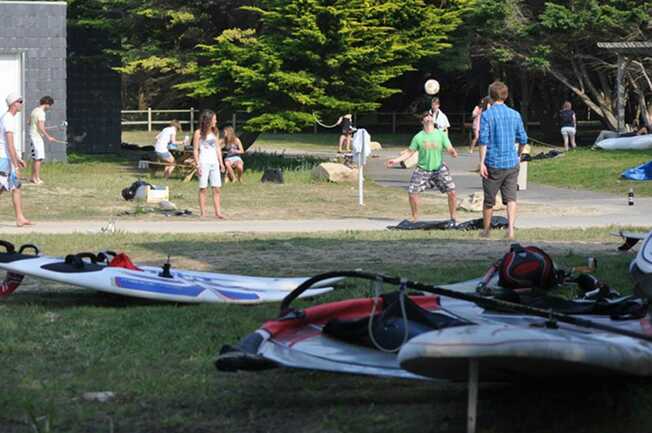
top-left (121, 108), bottom-right (472, 134)
top-left (121, 108), bottom-right (604, 135)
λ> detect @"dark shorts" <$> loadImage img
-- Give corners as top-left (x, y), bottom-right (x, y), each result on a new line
top-left (483, 165), bottom-right (519, 208)
top-left (408, 165), bottom-right (455, 194)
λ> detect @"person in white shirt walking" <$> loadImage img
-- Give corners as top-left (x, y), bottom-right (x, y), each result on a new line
top-left (29, 95), bottom-right (57, 184)
top-left (0, 93), bottom-right (32, 226)
top-left (193, 110), bottom-right (225, 218)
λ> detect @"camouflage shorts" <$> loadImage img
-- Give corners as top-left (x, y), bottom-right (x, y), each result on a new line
top-left (408, 165), bottom-right (455, 194)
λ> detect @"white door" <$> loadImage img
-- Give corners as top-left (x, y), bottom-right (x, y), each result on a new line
top-left (0, 54), bottom-right (24, 155)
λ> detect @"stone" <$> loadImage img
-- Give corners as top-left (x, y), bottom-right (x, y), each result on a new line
top-left (312, 162), bottom-right (358, 183)
top-left (457, 192), bottom-right (506, 212)
top-left (82, 392), bottom-right (115, 403)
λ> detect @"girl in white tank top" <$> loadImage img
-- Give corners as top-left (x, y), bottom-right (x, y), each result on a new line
top-left (193, 110), bottom-right (225, 219)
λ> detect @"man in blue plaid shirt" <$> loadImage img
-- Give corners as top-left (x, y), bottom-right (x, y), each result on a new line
top-left (478, 81), bottom-right (527, 240)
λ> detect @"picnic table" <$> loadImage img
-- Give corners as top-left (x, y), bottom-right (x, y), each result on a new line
top-left (138, 149), bottom-right (197, 182)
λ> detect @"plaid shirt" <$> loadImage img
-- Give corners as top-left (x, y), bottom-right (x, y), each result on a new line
top-left (478, 103), bottom-right (528, 169)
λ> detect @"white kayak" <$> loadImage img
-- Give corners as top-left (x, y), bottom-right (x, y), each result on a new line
top-left (595, 134), bottom-right (652, 150)
top-left (0, 249), bottom-right (334, 304)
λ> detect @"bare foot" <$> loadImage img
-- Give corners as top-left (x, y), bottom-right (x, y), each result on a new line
top-left (479, 230), bottom-right (490, 238)
top-left (215, 213), bottom-right (225, 220)
top-left (16, 219), bottom-right (33, 227)
top-left (199, 213), bottom-right (207, 218)
top-left (505, 231), bottom-right (515, 241)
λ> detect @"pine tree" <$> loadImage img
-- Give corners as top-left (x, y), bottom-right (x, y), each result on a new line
top-left (179, 0), bottom-right (471, 144)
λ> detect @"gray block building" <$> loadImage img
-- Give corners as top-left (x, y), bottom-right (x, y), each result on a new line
top-left (0, 1), bottom-right (67, 161)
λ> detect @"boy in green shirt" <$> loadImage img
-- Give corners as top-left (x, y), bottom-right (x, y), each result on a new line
top-left (387, 111), bottom-right (458, 222)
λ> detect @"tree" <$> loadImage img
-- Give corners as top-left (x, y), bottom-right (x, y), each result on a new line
top-left (179, 0), bottom-right (472, 147)
top-left (68, 0), bottom-right (258, 109)
top-left (469, 0), bottom-right (652, 133)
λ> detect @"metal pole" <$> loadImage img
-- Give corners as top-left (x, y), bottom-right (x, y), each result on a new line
top-left (232, 112), bottom-right (237, 131)
top-left (190, 107), bottom-right (195, 131)
top-left (358, 132), bottom-right (365, 206)
top-left (467, 359), bottom-right (479, 433)
top-left (147, 107), bottom-right (152, 132)
top-left (616, 54), bottom-right (626, 132)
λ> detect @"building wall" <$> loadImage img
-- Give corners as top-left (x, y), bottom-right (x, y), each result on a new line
top-left (0, 1), bottom-right (67, 162)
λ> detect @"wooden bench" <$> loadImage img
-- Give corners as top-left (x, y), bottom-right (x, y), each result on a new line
top-left (137, 160), bottom-right (197, 182)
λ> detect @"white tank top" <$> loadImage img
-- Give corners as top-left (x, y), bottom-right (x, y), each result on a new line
top-left (198, 132), bottom-right (219, 164)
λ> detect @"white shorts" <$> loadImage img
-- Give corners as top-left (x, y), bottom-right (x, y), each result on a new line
top-left (225, 155), bottom-right (243, 165)
top-left (30, 135), bottom-right (45, 160)
top-left (561, 126), bottom-right (576, 138)
top-left (198, 163), bottom-right (222, 189)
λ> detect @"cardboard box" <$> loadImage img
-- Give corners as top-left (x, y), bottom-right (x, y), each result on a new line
top-left (144, 186), bottom-right (169, 203)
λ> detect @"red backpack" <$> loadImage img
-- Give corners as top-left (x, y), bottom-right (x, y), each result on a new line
top-left (498, 244), bottom-right (556, 291)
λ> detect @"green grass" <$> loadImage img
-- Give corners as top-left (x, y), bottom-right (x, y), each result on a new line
top-left (528, 147), bottom-right (652, 196)
top-left (11, 151), bottom-right (445, 222)
top-left (1, 230), bottom-right (651, 433)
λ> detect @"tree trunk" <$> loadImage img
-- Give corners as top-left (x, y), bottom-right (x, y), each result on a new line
top-left (519, 71), bottom-right (530, 128)
top-left (546, 66), bottom-right (618, 130)
top-left (241, 131), bottom-right (261, 151)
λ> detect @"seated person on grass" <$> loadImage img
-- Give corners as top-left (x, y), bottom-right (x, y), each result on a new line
top-left (154, 120), bottom-right (183, 178)
top-left (386, 111), bottom-right (458, 223)
top-left (220, 126), bottom-right (245, 182)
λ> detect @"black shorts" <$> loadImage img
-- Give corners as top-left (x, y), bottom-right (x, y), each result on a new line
top-left (482, 165), bottom-right (519, 208)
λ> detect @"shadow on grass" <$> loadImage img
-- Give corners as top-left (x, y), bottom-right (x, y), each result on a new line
top-left (4, 289), bottom-right (185, 309)
top-left (242, 151), bottom-right (326, 172)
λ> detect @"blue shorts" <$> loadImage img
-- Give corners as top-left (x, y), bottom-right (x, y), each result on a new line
top-left (156, 151), bottom-right (173, 160)
top-left (0, 158), bottom-right (21, 191)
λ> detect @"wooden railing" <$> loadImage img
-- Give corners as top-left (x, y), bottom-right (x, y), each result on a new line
top-left (121, 108), bottom-right (604, 134)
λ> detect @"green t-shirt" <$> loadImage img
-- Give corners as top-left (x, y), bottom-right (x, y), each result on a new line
top-left (409, 130), bottom-right (451, 171)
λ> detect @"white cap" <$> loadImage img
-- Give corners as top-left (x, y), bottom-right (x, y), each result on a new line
top-left (5, 92), bottom-right (22, 106)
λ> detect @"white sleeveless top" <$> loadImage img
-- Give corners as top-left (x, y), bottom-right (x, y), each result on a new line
top-left (198, 132), bottom-right (219, 164)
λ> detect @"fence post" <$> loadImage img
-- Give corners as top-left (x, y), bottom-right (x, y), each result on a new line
top-left (190, 107), bottom-right (194, 131)
top-left (392, 112), bottom-right (396, 133)
top-left (147, 107), bottom-right (152, 132)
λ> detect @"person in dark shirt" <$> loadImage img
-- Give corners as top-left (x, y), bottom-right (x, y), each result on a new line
top-left (559, 101), bottom-right (577, 151)
top-left (336, 114), bottom-right (354, 153)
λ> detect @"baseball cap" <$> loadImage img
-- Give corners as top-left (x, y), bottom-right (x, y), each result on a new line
top-left (5, 93), bottom-right (23, 106)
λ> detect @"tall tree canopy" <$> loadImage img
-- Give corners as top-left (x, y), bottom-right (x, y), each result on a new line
top-left (469, 0), bottom-right (652, 130)
top-left (179, 0), bottom-right (472, 137)
top-left (68, 0), bottom-right (257, 109)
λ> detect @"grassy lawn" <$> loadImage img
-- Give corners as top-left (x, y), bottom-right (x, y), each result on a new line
top-left (125, 131), bottom-right (652, 197)
top-left (6, 152), bottom-right (452, 222)
top-left (521, 147), bottom-right (652, 196)
top-left (1, 229), bottom-right (650, 433)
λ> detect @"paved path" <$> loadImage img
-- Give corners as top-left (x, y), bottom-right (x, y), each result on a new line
top-left (366, 149), bottom-right (652, 228)
top-left (0, 218), bottom-right (395, 234)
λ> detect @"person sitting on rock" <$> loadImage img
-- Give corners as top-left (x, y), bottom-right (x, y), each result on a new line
top-left (220, 126), bottom-right (245, 182)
